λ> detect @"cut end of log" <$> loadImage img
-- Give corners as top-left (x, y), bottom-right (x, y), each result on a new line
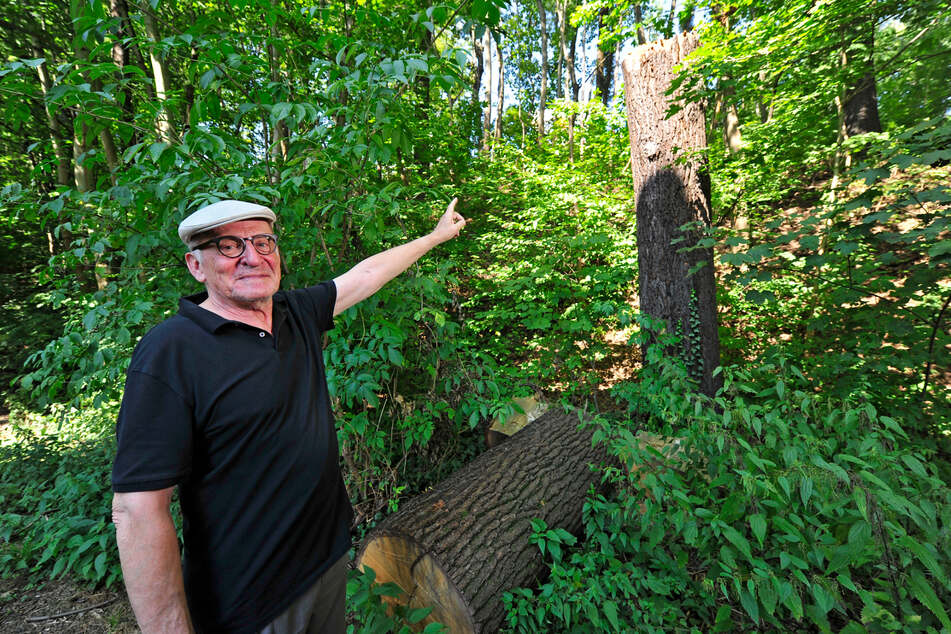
top-left (356, 532), bottom-right (475, 633)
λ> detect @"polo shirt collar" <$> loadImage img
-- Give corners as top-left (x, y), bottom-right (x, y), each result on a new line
top-left (179, 292), bottom-right (287, 334)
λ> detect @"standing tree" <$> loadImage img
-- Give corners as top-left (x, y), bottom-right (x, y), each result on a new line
top-left (594, 6), bottom-right (615, 106)
top-left (622, 32), bottom-right (722, 396)
top-left (536, 0), bottom-right (549, 140)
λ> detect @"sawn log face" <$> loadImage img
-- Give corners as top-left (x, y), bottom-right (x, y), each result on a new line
top-left (356, 409), bottom-right (608, 633)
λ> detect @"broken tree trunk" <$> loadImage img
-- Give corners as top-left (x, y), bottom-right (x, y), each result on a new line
top-left (356, 409), bottom-right (608, 633)
top-left (622, 32), bottom-right (722, 397)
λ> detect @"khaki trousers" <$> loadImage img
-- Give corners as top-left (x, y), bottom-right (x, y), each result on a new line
top-left (259, 555), bottom-right (348, 634)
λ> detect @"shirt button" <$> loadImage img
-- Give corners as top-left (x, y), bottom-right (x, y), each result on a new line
top-left (259, 332), bottom-right (266, 338)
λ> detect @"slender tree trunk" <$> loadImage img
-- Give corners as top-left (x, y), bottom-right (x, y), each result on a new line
top-left (482, 30), bottom-right (493, 150)
top-left (634, 4), bottom-right (647, 46)
top-left (556, 1), bottom-right (576, 162)
top-left (595, 8), bottom-right (614, 106)
top-left (412, 23), bottom-right (433, 170)
top-left (140, 1), bottom-right (175, 143)
top-left (31, 38), bottom-right (73, 187)
top-left (536, 0), bottom-right (548, 140)
top-left (109, 0), bottom-right (149, 133)
top-left (633, 5), bottom-right (649, 45)
top-left (567, 23), bottom-right (578, 102)
top-left (622, 33), bottom-right (722, 397)
top-left (756, 69), bottom-right (772, 123)
top-left (553, 5), bottom-right (563, 98)
top-left (494, 32), bottom-right (504, 141)
top-left (471, 25), bottom-right (484, 113)
top-left (666, 0), bottom-right (677, 37)
top-left (268, 20), bottom-right (288, 185)
top-left (713, 6), bottom-right (742, 154)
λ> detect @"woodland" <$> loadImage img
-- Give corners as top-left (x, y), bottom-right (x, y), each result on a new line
top-left (1, 0), bottom-right (950, 631)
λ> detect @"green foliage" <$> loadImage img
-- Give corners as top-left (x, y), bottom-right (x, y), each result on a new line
top-left (0, 405), bottom-right (121, 587)
top-left (717, 118), bottom-right (951, 428)
top-left (504, 326), bottom-right (951, 632)
top-left (347, 565), bottom-right (446, 634)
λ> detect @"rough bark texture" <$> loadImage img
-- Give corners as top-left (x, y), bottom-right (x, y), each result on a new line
top-left (843, 19), bottom-right (882, 137)
top-left (471, 25), bottom-right (484, 116)
top-left (622, 32), bottom-right (722, 397)
top-left (595, 8), bottom-right (614, 106)
top-left (357, 409), bottom-right (608, 633)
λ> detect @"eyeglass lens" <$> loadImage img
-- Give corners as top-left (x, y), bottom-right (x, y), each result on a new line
top-left (216, 235), bottom-right (277, 257)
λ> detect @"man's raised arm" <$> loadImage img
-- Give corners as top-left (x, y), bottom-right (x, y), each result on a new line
top-left (332, 198), bottom-right (466, 316)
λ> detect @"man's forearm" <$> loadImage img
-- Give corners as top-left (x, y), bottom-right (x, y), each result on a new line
top-left (333, 198), bottom-right (465, 316)
top-left (115, 502), bottom-right (194, 633)
top-left (333, 232), bottom-right (443, 315)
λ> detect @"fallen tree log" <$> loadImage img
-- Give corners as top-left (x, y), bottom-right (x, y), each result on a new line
top-left (356, 408), bottom-right (609, 633)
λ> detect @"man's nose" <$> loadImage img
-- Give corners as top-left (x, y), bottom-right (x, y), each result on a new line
top-left (239, 239), bottom-right (263, 264)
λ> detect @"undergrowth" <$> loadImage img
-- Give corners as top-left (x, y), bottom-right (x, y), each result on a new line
top-left (503, 324), bottom-right (951, 633)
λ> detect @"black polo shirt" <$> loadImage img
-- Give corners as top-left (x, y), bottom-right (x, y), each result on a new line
top-left (112, 282), bottom-right (353, 633)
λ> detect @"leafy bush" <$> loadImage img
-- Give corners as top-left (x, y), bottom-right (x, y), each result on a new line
top-left (0, 405), bottom-right (121, 587)
top-left (503, 328), bottom-right (951, 632)
top-left (346, 564), bottom-right (446, 634)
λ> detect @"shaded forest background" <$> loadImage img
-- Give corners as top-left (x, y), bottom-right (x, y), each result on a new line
top-left (1, 0), bottom-right (950, 631)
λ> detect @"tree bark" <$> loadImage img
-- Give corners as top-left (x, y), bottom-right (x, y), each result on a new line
top-left (633, 4), bottom-right (649, 45)
top-left (30, 37), bottom-right (73, 187)
top-left (482, 30), bottom-right (493, 150)
top-left (471, 25), bottom-right (484, 116)
top-left (535, 0), bottom-right (548, 140)
top-left (140, 1), bottom-right (175, 143)
top-left (109, 0), bottom-right (151, 132)
top-left (268, 18), bottom-right (288, 184)
top-left (357, 409), bottom-right (608, 634)
top-left (712, 5), bottom-right (742, 154)
top-left (622, 33), bottom-right (722, 397)
top-left (494, 31), bottom-right (504, 141)
top-left (843, 23), bottom-right (882, 137)
top-left (595, 8), bottom-right (614, 106)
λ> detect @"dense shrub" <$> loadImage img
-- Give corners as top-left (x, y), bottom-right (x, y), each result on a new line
top-left (503, 328), bottom-right (951, 632)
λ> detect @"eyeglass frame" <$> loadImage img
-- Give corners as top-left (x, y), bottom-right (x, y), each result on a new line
top-left (191, 233), bottom-right (279, 258)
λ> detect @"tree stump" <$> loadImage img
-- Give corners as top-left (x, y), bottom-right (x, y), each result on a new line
top-left (356, 409), bottom-right (608, 633)
top-left (621, 32), bottom-right (722, 396)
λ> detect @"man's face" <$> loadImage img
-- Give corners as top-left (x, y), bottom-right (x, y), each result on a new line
top-left (185, 219), bottom-right (281, 308)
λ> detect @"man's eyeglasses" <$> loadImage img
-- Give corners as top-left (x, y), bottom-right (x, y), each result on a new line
top-left (192, 234), bottom-right (278, 258)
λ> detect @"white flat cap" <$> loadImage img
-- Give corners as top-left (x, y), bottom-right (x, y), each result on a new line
top-left (178, 200), bottom-right (277, 245)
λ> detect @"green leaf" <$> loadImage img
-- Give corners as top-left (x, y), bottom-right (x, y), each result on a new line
top-left (749, 514), bottom-right (767, 547)
top-left (900, 454), bottom-right (928, 478)
top-left (898, 537), bottom-right (949, 587)
top-left (713, 604), bottom-right (732, 631)
top-left (739, 586), bottom-right (759, 623)
top-left (758, 578), bottom-right (778, 616)
top-left (908, 569), bottom-right (951, 631)
top-left (852, 487), bottom-right (868, 520)
top-left (811, 583), bottom-right (835, 615)
top-left (603, 600), bottom-right (620, 631)
top-left (721, 525), bottom-right (753, 562)
top-left (94, 552), bottom-right (106, 580)
top-left (799, 476), bottom-right (813, 507)
top-left (405, 606), bottom-right (433, 624)
top-left (783, 587), bottom-right (803, 620)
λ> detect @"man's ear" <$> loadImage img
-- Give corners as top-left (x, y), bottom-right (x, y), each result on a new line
top-left (184, 252), bottom-right (206, 283)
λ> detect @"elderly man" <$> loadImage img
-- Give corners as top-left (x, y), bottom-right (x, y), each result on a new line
top-left (111, 198), bottom-right (465, 633)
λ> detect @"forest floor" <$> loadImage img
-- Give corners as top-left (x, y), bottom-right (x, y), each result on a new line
top-left (0, 575), bottom-right (136, 633)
